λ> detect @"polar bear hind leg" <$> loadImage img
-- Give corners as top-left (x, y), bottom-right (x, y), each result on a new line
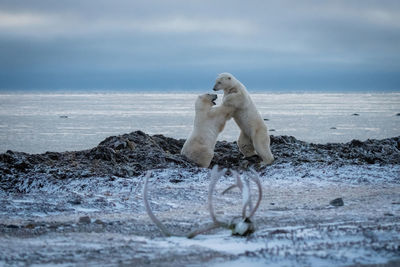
top-left (252, 129), bottom-right (274, 165)
top-left (238, 131), bottom-right (257, 157)
top-left (188, 147), bottom-right (213, 168)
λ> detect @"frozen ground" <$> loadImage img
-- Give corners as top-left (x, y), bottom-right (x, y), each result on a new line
top-left (1, 164), bottom-right (399, 266)
top-left (0, 132), bottom-right (399, 266)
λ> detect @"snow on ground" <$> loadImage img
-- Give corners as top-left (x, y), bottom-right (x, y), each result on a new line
top-left (1, 163), bottom-right (399, 266)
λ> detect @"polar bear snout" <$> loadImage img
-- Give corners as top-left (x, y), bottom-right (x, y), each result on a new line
top-left (208, 93), bottom-right (217, 100)
top-left (213, 83), bottom-right (221, 91)
top-left (207, 94), bottom-right (218, 105)
top-left (213, 80), bottom-right (224, 91)
top-left (198, 93), bottom-right (218, 107)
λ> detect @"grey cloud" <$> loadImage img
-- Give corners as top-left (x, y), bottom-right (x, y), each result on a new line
top-left (0, 0), bottom-right (399, 90)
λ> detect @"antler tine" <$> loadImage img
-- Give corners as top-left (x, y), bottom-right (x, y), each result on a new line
top-left (221, 184), bottom-right (237, 195)
top-left (246, 169), bottom-right (263, 220)
top-left (221, 170), bottom-right (242, 195)
top-left (235, 170), bottom-right (243, 191)
top-left (245, 176), bottom-right (254, 214)
top-left (187, 165), bottom-right (229, 238)
top-left (143, 171), bottom-right (172, 237)
top-left (186, 223), bottom-right (220, 239)
top-left (208, 165), bottom-right (228, 226)
top-left (143, 167), bottom-right (261, 239)
top-left (241, 176), bottom-right (253, 219)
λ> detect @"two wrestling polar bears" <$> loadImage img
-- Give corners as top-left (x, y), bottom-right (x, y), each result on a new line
top-left (181, 73), bottom-right (274, 168)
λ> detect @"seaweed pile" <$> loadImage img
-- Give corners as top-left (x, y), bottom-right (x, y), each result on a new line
top-left (0, 131), bottom-right (399, 190)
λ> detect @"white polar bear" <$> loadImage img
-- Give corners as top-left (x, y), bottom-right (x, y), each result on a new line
top-left (181, 93), bottom-right (233, 168)
top-left (213, 73), bottom-right (274, 165)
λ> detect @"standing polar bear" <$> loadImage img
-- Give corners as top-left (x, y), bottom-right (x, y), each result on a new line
top-left (181, 93), bottom-right (233, 168)
top-left (213, 73), bottom-right (274, 165)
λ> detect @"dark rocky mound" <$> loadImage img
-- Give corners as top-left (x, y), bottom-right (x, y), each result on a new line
top-left (0, 131), bottom-right (399, 189)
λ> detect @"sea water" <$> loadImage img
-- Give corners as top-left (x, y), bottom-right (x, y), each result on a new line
top-left (0, 92), bottom-right (399, 154)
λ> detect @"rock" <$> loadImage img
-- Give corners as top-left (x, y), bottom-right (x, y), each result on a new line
top-left (25, 223), bottom-right (36, 229)
top-left (14, 160), bottom-right (32, 172)
top-left (45, 152), bottom-right (60, 160)
top-left (240, 160), bottom-right (250, 169)
top-left (350, 139), bottom-right (364, 147)
top-left (48, 223), bottom-right (59, 229)
top-left (169, 178), bottom-right (183, 183)
top-left (0, 151), bottom-right (16, 164)
top-left (91, 146), bottom-right (117, 162)
top-left (79, 216), bottom-right (91, 224)
top-left (59, 115), bottom-right (68, 119)
top-left (113, 140), bottom-right (127, 150)
top-left (270, 229), bottom-right (289, 235)
top-left (94, 219), bottom-right (105, 225)
top-left (330, 198), bottom-right (344, 207)
top-left (330, 127), bottom-right (337, 130)
top-left (126, 140), bottom-right (136, 150)
top-left (68, 199), bottom-right (82, 205)
top-left (263, 118), bottom-right (269, 121)
top-left (352, 113), bottom-right (360, 116)
top-left (363, 156), bottom-right (376, 164)
top-left (396, 113), bottom-right (400, 116)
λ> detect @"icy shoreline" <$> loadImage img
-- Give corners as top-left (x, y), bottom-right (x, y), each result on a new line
top-left (0, 132), bottom-right (399, 266)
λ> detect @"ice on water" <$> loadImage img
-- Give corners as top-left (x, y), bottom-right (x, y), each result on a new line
top-left (0, 92), bottom-right (399, 153)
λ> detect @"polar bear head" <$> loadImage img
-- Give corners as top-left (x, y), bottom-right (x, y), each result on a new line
top-left (195, 93), bottom-right (217, 110)
top-left (213, 72), bottom-right (237, 92)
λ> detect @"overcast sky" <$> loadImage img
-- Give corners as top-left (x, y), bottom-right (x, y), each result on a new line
top-left (0, 0), bottom-right (399, 91)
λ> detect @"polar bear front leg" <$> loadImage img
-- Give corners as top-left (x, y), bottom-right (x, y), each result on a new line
top-left (222, 89), bottom-right (243, 109)
top-left (252, 129), bottom-right (274, 165)
top-left (238, 131), bottom-right (257, 157)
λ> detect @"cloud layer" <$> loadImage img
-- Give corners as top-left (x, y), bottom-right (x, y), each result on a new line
top-left (1, 0), bottom-right (399, 91)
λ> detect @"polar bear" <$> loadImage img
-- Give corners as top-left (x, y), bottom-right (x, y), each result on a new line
top-left (181, 93), bottom-right (233, 168)
top-left (213, 72), bottom-right (274, 165)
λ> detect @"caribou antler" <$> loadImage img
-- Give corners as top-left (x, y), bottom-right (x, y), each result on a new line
top-left (222, 170), bottom-right (254, 219)
top-left (143, 171), bottom-right (172, 237)
top-left (207, 166), bottom-right (228, 227)
top-left (221, 169), bottom-right (262, 221)
top-left (218, 168), bottom-right (263, 236)
top-left (143, 167), bottom-right (225, 238)
top-left (246, 168), bottom-right (263, 220)
top-left (143, 165), bottom-right (263, 238)
top-left (189, 166), bottom-right (263, 237)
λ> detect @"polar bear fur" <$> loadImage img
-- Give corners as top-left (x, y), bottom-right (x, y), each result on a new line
top-left (213, 73), bottom-right (274, 165)
top-left (181, 93), bottom-right (233, 168)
